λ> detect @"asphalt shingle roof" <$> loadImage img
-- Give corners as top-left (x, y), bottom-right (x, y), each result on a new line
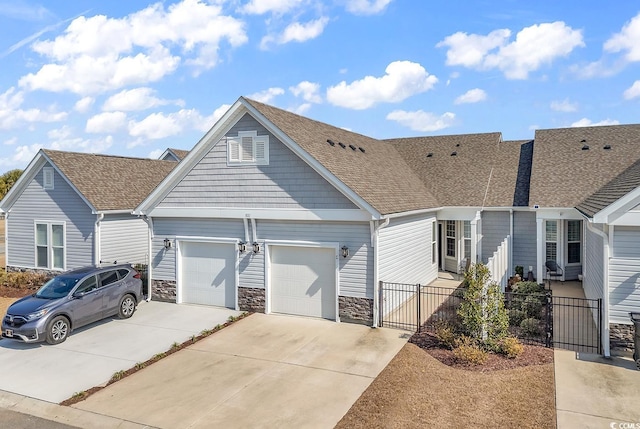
top-left (244, 97), bottom-right (439, 215)
top-left (43, 150), bottom-right (178, 211)
top-left (529, 124), bottom-right (640, 208)
top-left (167, 148), bottom-right (189, 160)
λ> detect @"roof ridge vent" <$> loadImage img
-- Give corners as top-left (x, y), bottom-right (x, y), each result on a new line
top-left (327, 139), bottom-right (335, 146)
top-left (348, 144), bottom-right (356, 151)
top-left (451, 151), bottom-right (457, 156)
top-left (581, 144), bottom-right (589, 150)
top-left (358, 147), bottom-right (365, 153)
top-left (455, 143), bottom-right (460, 147)
top-left (338, 142), bottom-right (346, 149)
top-left (603, 144), bottom-right (612, 150)
top-left (426, 152), bottom-right (433, 158)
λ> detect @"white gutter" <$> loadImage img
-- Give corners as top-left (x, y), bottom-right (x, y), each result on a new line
top-left (142, 216), bottom-right (154, 302)
top-left (243, 218), bottom-right (250, 243)
top-left (371, 217), bottom-right (390, 328)
top-left (509, 209), bottom-right (514, 276)
top-left (585, 220), bottom-right (610, 357)
top-left (94, 213), bottom-right (104, 265)
top-left (250, 218), bottom-right (258, 243)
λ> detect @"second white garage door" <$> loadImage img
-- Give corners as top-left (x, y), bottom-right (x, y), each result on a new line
top-left (270, 245), bottom-right (336, 320)
top-left (180, 241), bottom-right (236, 308)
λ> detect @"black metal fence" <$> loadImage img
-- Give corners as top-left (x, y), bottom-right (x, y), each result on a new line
top-left (132, 263), bottom-right (149, 295)
top-left (379, 281), bottom-right (602, 353)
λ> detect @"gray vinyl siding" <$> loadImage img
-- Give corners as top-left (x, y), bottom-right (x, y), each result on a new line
top-left (158, 114), bottom-right (357, 210)
top-left (379, 213), bottom-right (437, 285)
top-left (6, 164), bottom-right (94, 270)
top-left (481, 211), bottom-right (510, 264)
top-left (513, 211), bottom-right (537, 279)
top-left (100, 214), bottom-right (149, 264)
top-left (258, 220), bottom-right (372, 299)
top-left (151, 218), bottom-right (245, 281)
top-left (609, 226), bottom-right (640, 324)
top-left (583, 224), bottom-right (604, 303)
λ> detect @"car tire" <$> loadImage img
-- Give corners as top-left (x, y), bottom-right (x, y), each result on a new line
top-left (118, 294), bottom-right (136, 319)
top-left (46, 316), bottom-right (70, 345)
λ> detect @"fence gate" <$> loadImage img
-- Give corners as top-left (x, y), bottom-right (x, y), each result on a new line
top-left (550, 295), bottom-right (602, 354)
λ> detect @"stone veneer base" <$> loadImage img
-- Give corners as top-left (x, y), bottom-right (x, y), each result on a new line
top-left (338, 296), bottom-right (373, 325)
top-left (152, 279), bottom-right (176, 303)
top-left (238, 287), bottom-right (265, 312)
top-left (610, 323), bottom-right (636, 352)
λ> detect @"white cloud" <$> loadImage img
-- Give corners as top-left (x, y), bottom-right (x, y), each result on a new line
top-left (623, 80), bottom-right (640, 100)
top-left (604, 13), bottom-right (640, 62)
top-left (0, 87), bottom-right (67, 130)
top-left (570, 118), bottom-right (620, 127)
top-left (74, 96), bottom-right (94, 113)
top-left (326, 61), bottom-right (437, 109)
top-left (148, 148), bottom-right (165, 159)
top-left (128, 107), bottom-right (219, 140)
top-left (0, 144), bottom-right (43, 168)
top-left (550, 99), bottom-right (578, 112)
top-left (437, 22), bottom-right (584, 79)
top-left (19, 0), bottom-right (247, 95)
top-left (50, 135), bottom-right (114, 153)
top-left (386, 110), bottom-right (455, 132)
top-left (454, 88), bottom-right (486, 104)
top-left (240, 0), bottom-right (304, 15)
top-left (86, 111), bottom-right (128, 133)
top-left (291, 103), bottom-right (312, 115)
top-left (345, 0), bottom-right (393, 15)
top-left (261, 17), bottom-right (329, 49)
top-left (290, 81), bottom-right (322, 103)
top-left (47, 125), bottom-right (73, 140)
top-left (103, 87), bottom-right (183, 111)
top-left (248, 87), bottom-right (285, 103)
top-left (3, 137), bottom-right (18, 145)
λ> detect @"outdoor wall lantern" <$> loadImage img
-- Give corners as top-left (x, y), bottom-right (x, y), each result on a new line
top-left (253, 242), bottom-right (261, 253)
top-left (238, 241), bottom-right (247, 253)
top-left (341, 245), bottom-right (349, 258)
top-left (163, 238), bottom-right (172, 250)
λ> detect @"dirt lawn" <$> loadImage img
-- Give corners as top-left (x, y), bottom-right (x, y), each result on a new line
top-left (337, 342), bottom-right (556, 429)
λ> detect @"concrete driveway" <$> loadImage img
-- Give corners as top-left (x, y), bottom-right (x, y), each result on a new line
top-left (0, 301), bottom-right (240, 403)
top-left (71, 313), bottom-right (409, 428)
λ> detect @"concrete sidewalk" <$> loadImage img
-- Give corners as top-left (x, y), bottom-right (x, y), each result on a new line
top-left (555, 349), bottom-right (640, 428)
top-left (71, 313), bottom-right (409, 428)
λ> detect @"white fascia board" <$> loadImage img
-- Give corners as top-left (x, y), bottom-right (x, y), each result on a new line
top-left (609, 211), bottom-right (640, 226)
top-left (135, 99), bottom-right (248, 215)
top-left (534, 207), bottom-right (583, 220)
top-left (437, 207), bottom-right (482, 220)
top-left (94, 209), bottom-right (135, 215)
top-left (242, 100), bottom-right (381, 220)
top-left (593, 187), bottom-right (640, 224)
top-left (148, 207), bottom-right (373, 221)
top-left (383, 208), bottom-right (438, 219)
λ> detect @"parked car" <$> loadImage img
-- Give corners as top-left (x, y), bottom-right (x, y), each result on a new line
top-left (2, 264), bottom-right (143, 344)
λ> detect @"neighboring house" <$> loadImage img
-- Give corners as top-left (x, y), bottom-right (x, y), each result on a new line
top-left (159, 148), bottom-right (190, 162)
top-left (0, 150), bottom-right (177, 274)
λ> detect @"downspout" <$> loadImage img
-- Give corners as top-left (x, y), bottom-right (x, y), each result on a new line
top-left (371, 217), bottom-right (390, 328)
top-left (585, 220), bottom-right (610, 357)
top-left (243, 218), bottom-right (250, 244)
top-left (250, 218), bottom-right (258, 244)
top-left (142, 216), bottom-right (154, 302)
top-left (94, 213), bottom-right (104, 265)
top-left (509, 209), bottom-right (514, 276)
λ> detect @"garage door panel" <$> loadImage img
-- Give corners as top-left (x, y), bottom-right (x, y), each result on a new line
top-left (270, 246), bottom-right (336, 320)
top-left (181, 242), bottom-right (235, 308)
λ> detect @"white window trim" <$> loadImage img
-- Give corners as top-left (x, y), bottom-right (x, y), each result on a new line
top-left (227, 131), bottom-right (269, 166)
top-left (43, 167), bottom-right (54, 190)
top-left (34, 221), bottom-right (66, 270)
top-left (566, 220), bottom-right (582, 266)
top-left (445, 220), bottom-right (456, 258)
top-left (431, 220), bottom-right (437, 265)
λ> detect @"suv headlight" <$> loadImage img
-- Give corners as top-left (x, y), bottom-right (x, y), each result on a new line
top-left (25, 309), bottom-right (49, 321)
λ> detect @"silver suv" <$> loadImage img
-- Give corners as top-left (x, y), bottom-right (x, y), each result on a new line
top-left (2, 264), bottom-right (143, 344)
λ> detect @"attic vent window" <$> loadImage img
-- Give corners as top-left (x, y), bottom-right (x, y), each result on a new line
top-left (358, 147), bottom-right (365, 153)
top-left (327, 139), bottom-right (336, 146)
top-left (451, 151), bottom-right (457, 156)
top-left (603, 144), bottom-right (612, 150)
top-left (426, 153), bottom-right (433, 158)
top-left (43, 167), bottom-right (54, 190)
top-left (348, 144), bottom-right (356, 151)
top-left (338, 142), bottom-right (346, 149)
top-left (227, 131), bottom-right (269, 166)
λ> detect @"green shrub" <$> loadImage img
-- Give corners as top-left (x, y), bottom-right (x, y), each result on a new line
top-left (497, 337), bottom-right (524, 358)
top-left (453, 343), bottom-right (488, 365)
top-left (520, 318), bottom-right (542, 336)
top-left (508, 309), bottom-right (527, 326)
top-left (522, 295), bottom-right (543, 318)
top-left (434, 322), bottom-right (458, 349)
top-left (512, 281), bottom-right (544, 295)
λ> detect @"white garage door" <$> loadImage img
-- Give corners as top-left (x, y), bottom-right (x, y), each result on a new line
top-left (270, 246), bottom-right (336, 320)
top-left (180, 241), bottom-right (235, 308)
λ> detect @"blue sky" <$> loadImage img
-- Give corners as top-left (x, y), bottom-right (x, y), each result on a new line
top-left (1, 0), bottom-right (640, 173)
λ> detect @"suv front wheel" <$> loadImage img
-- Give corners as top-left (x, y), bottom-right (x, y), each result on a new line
top-left (46, 315), bottom-right (70, 345)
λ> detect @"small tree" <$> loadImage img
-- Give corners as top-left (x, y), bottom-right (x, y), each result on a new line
top-left (0, 169), bottom-right (23, 201)
top-left (458, 263), bottom-right (509, 344)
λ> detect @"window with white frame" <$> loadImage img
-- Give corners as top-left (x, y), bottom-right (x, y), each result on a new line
top-left (36, 222), bottom-right (65, 269)
top-left (43, 167), bottom-right (54, 190)
top-left (567, 220), bottom-right (581, 264)
top-left (446, 220), bottom-right (456, 257)
top-left (545, 220), bottom-right (557, 262)
top-left (227, 131), bottom-right (269, 165)
top-left (432, 221), bottom-right (437, 264)
top-left (463, 221), bottom-right (471, 259)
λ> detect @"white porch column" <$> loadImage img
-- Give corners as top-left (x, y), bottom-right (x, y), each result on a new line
top-left (472, 211), bottom-right (481, 263)
top-left (536, 217), bottom-right (544, 284)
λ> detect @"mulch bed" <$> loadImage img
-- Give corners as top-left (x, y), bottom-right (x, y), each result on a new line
top-left (0, 284), bottom-right (37, 298)
top-left (409, 329), bottom-right (554, 371)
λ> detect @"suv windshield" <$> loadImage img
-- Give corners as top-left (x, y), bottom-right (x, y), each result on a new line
top-left (35, 276), bottom-right (80, 299)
